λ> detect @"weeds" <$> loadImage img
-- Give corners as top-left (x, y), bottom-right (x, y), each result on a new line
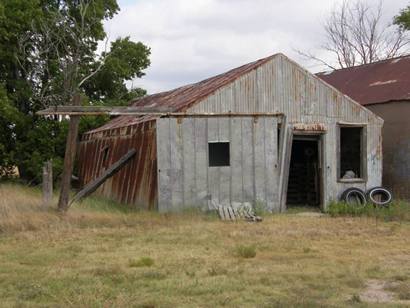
top-left (253, 200), bottom-right (269, 216)
top-left (234, 244), bottom-right (257, 258)
top-left (327, 200), bottom-right (410, 222)
top-left (129, 257), bottom-right (154, 268)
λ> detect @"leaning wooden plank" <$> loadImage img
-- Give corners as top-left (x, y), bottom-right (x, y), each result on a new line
top-left (68, 149), bottom-right (137, 207)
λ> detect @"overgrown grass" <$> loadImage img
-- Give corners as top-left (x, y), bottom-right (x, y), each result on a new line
top-left (0, 182), bottom-right (410, 306)
top-left (327, 200), bottom-right (410, 222)
top-left (0, 182), bottom-right (217, 233)
top-left (234, 244), bottom-right (257, 258)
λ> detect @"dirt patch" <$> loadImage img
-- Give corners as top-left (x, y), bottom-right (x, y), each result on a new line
top-left (360, 280), bottom-right (394, 303)
top-left (295, 212), bottom-right (326, 217)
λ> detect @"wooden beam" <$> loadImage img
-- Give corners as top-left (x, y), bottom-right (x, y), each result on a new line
top-left (68, 149), bottom-right (137, 207)
top-left (36, 106), bottom-right (284, 117)
top-left (58, 94), bottom-right (82, 212)
top-left (36, 105), bottom-right (175, 116)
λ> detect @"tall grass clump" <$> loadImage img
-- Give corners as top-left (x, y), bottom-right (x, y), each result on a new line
top-left (327, 200), bottom-right (410, 222)
top-left (129, 257), bottom-right (154, 268)
top-left (234, 244), bottom-right (257, 258)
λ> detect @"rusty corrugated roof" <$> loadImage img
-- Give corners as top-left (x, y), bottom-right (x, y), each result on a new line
top-left (86, 54), bottom-right (277, 134)
top-left (316, 55), bottom-right (410, 106)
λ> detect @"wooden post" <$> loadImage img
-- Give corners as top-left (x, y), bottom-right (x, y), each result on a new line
top-left (42, 160), bottom-right (53, 207)
top-left (58, 93), bottom-right (81, 212)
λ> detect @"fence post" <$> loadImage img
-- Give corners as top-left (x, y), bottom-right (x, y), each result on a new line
top-left (42, 160), bottom-right (53, 207)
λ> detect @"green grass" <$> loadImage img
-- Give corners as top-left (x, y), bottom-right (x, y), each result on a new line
top-left (327, 200), bottom-right (410, 222)
top-left (0, 183), bottom-right (410, 307)
top-left (129, 257), bottom-right (155, 268)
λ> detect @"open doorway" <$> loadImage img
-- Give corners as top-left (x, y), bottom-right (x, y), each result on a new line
top-left (286, 136), bottom-right (321, 208)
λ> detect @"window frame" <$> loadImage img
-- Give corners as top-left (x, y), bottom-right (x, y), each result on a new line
top-left (337, 123), bottom-right (367, 183)
top-left (208, 141), bottom-right (230, 167)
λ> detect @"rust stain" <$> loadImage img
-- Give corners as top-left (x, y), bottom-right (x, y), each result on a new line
top-left (293, 123), bottom-right (326, 131)
top-left (77, 120), bottom-right (157, 210)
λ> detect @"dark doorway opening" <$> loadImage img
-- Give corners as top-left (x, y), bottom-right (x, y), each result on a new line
top-left (287, 137), bottom-right (321, 207)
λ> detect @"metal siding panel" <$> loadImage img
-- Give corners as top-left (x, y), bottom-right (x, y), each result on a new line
top-left (218, 118), bottom-right (231, 205)
top-left (194, 118), bottom-right (209, 208)
top-left (241, 118), bottom-right (254, 202)
top-left (170, 118), bottom-right (184, 210)
top-left (230, 117), bottom-right (243, 203)
top-left (157, 118), bottom-right (172, 212)
top-left (253, 117), bottom-right (266, 205)
top-left (207, 117), bottom-right (220, 204)
top-left (182, 118), bottom-right (196, 207)
top-left (265, 117), bottom-right (279, 211)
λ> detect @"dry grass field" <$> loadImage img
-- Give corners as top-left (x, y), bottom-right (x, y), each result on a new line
top-left (0, 183), bottom-right (410, 307)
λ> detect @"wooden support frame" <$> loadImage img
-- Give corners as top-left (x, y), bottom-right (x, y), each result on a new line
top-left (277, 116), bottom-right (292, 212)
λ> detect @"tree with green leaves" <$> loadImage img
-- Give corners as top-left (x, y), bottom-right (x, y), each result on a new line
top-left (395, 6), bottom-right (410, 31)
top-left (0, 0), bottom-right (150, 189)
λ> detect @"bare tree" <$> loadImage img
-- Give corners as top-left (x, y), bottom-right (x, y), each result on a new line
top-left (298, 0), bottom-right (409, 69)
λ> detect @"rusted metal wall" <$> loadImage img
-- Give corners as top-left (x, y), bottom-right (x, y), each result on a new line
top-left (77, 120), bottom-right (157, 209)
top-left (159, 54), bottom-right (383, 210)
top-left (367, 101), bottom-right (410, 201)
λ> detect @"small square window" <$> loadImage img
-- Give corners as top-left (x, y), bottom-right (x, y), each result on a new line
top-left (208, 142), bottom-right (230, 167)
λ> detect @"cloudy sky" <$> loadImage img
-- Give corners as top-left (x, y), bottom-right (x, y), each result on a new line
top-left (104, 0), bottom-right (409, 94)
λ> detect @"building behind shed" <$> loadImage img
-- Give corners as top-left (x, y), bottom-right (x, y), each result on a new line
top-left (317, 55), bottom-right (410, 201)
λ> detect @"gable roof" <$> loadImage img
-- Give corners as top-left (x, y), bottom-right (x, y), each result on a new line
top-left (316, 55), bottom-right (410, 106)
top-left (86, 53), bottom-right (382, 136)
top-left (86, 54), bottom-right (276, 134)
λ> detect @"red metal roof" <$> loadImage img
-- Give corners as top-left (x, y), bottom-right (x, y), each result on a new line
top-left (316, 55), bottom-right (410, 106)
top-left (86, 54), bottom-right (276, 134)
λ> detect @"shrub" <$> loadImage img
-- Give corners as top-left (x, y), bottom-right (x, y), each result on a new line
top-left (234, 244), bottom-right (256, 259)
top-left (129, 257), bottom-right (154, 268)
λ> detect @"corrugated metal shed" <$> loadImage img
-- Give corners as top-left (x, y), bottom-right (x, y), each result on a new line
top-left (316, 55), bottom-right (410, 106)
top-left (79, 53), bottom-right (384, 211)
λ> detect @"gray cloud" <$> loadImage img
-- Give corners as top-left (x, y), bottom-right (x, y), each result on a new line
top-left (105, 0), bottom-right (409, 93)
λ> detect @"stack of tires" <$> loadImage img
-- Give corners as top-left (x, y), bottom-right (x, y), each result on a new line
top-left (340, 187), bottom-right (392, 207)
